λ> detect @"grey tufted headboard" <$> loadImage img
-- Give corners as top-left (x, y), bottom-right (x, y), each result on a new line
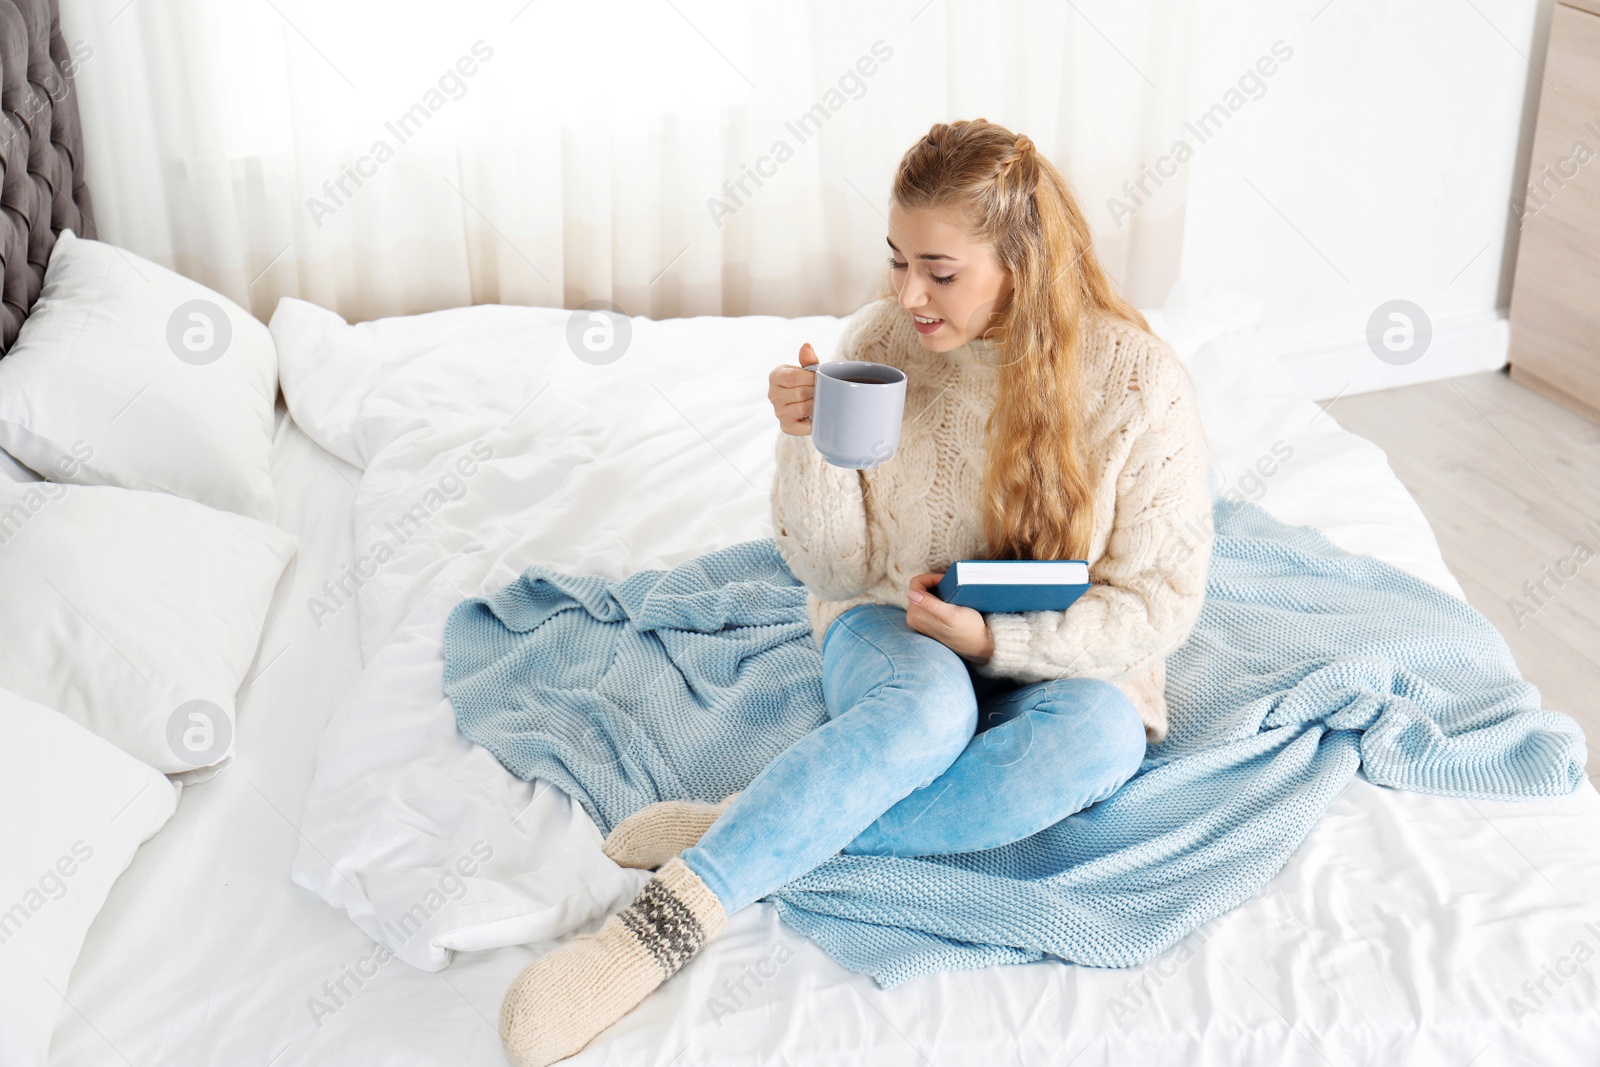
top-left (0, 0), bottom-right (93, 354)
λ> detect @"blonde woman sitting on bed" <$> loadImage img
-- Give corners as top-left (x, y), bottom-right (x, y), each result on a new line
top-left (499, 118), bottom-right (1214, 1066)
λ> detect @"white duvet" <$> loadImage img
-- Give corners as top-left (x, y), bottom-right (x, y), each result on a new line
top-left (275, 290), bottom-right (1600, 1065)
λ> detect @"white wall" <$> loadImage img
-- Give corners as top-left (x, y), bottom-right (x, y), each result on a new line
top-left (1176, 0), bottom-right (1553, 398)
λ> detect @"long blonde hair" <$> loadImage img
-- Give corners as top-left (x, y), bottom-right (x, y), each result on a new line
top-left (891, 119), bottom-right (1148, 561)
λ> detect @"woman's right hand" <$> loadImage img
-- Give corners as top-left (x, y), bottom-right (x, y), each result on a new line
top-left (768, 342), bottom-right (818, 436)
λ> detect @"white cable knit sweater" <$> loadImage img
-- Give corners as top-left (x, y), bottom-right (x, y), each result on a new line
top-left (771, 297), bottom-right (1213, 742)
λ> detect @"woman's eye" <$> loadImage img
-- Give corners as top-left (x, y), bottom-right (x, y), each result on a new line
top-left (888, 258), bottom-right (907, 271)
top-left (931, 274), bottom-right (955, 286)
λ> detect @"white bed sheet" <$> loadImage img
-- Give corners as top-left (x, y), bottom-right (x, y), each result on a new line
top-left (51, 308), bottom-right (1600, 1067)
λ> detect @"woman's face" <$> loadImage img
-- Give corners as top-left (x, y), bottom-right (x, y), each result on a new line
top-left (887, 202), bottom-right (1013, 352)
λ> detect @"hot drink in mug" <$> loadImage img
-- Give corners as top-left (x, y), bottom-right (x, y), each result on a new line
top-left (803, 360), bottom-right (907, 469)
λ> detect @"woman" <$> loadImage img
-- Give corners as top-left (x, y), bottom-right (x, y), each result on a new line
top-left (499, 119), bottom-right (1213, 1066)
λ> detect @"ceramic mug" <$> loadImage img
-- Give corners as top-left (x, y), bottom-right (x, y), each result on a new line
top-left (805, 360), bottom-right (907, 469)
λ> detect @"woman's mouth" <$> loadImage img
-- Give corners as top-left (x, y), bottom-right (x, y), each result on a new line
top-left (911, 313), bottom-right (943, 335)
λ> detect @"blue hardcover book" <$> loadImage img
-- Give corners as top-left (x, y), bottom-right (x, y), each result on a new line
top-left (935, 559), bottom-right (1091, 613)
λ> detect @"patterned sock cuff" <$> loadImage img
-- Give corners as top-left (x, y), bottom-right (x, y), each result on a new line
top-left (616, 858), bottom-right (729, 979)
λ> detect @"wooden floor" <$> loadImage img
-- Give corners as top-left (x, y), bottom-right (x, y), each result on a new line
top-left (1329, 369), bottom-right (1600, 781)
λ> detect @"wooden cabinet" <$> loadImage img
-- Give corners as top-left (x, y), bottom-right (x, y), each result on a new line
top-left (1508, 0), bottom-right (1600, 422)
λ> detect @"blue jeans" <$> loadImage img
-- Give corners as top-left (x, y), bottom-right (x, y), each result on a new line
top-left (680, 604), bottom-right (1147, 914)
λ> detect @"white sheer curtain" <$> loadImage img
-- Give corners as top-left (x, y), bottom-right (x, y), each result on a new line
top-left (61, 0), bottom-right (1195, 323)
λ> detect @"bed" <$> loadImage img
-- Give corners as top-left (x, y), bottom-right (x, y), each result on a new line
top-left (30, 295), bottom-right (1595, 1067)
top-left (0, 3), bottom-right (1591, 1062)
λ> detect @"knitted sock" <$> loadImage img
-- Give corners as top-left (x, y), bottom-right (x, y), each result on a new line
top-left (601, 793), bottom-right (739, 870)
top-left (499, 858), bottom-right (728, 1067)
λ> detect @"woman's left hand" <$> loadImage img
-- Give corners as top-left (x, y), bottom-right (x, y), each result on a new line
top-left (906, 572), bottom-right (995, 663)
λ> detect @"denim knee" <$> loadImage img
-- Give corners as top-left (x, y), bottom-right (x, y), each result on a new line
top-left (1039, 678), bottom-right (1147, 778)
top-left (876, 642), bottom-right (977, 779)
top-left (904, 658), bottom-right (980, 775)
top-left (823, 604), bottom-right (978, 775)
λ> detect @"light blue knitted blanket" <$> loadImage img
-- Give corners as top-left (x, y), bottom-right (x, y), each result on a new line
top-left (443, 501), bottom-right (1586, 987)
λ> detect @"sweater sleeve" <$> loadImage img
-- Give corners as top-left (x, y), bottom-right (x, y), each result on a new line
top-left (769, 300), bottom-right (896, 600)
top-left (771, 434), bottom-right (876, 599)
top-left (975, 353), bottom-right (1213, 684)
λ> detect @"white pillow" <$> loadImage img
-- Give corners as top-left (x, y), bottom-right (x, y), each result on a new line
top-left (0, 448), bottom-right (38, 484)
top-left (269, 297), bottom-right (564, 471)
top-left (0, 687), bottom-right (177, 1067)
top-left (0, 231), bottom-right (279, 521)
top-left (0, 480), bottom-right (295, 776)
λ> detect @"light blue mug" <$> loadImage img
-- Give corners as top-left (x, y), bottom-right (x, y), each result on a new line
top-left (804, 360), bottom-right (907, 469)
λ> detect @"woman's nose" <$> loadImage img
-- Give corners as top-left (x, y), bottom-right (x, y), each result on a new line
top-left (897, 273), bottom-right (924, 309)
